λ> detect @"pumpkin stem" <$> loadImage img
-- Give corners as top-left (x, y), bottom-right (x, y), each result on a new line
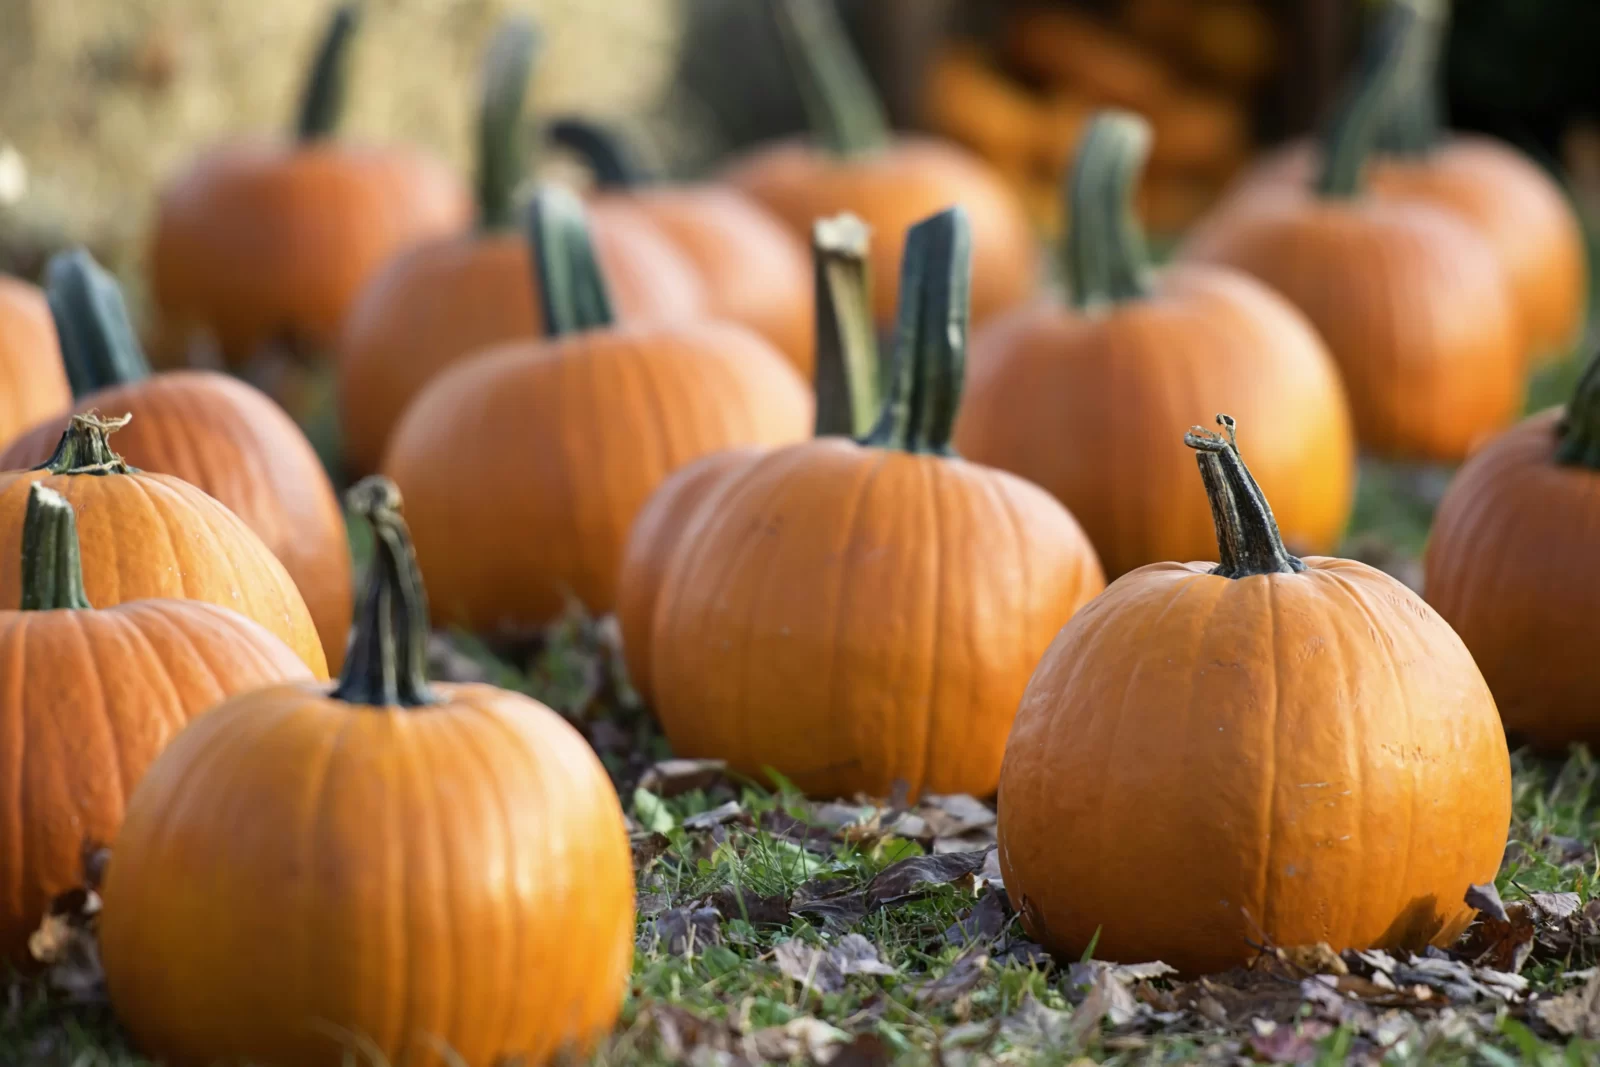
top-left (1064, 111), bottom-right (1155, 311)
top-left (333, 476), bottom-right (439, 709)
top-left (812, 214), bottom-right (882, 437)
top-left (1185, 415), bottom-right (1305, 578)
top-left (1556, 349), bottom-right (1600, 468)
top-left (546, 117), bottom-right (653, 189)
top-left (34, 412), bottom-right (138, 476)
top-left (19, 484), bottom-right (91, 612)
top-left (1315, 0), bottom-right (1418, 199)
top-left (476, 17), bottom-right (539, 230)
top-left (1374, 0), bottom-right (1449, 157)
top-left (45, 249), bottom-right (153, 397)
top-left (769, 0), bottom-right (891, 159)
top-left (526, 184), bottom-right (616, 338)
top-left (860, 207), bottom-right (971, 455)
top-left (294, 3), bottom-right (361, 143)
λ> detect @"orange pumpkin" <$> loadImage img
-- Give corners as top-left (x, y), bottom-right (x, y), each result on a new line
top-left (998, 415), bottom-right (1510, 976)
top-left (650, 208), bottom-right (1105, 800)
top-left (0, 276), bottom-right (69, 453)
top-left (956, 111), bottom-right (1354, 580)
top-left (722, 0), bottom-right (1038, 330)
top-left (383, 186), bottom-right (811, 634)
top-left (0, 413), bottom-right (328, 677)
top-left (0, 251), bottom-right (352, 670)
top-left (149, 4), bottom-right (470, 366)
top-left (336, 24), bottom-right (705, 477)
top-left (1005, 6), bottom-right (1172, 112)
top-left (101, 477), bottom-right (633, 1067)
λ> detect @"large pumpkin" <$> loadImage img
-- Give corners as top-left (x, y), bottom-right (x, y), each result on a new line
top-left (101, 477), bottom-right (633, 1067)
top-left (998, 415), bottom-right (1511, 976)
top-left (650, 208), bottom-right (1105, 800)
top-left (0, 277), bottom-right (69, 453)
top-left (1, 251), bottom-right (352, 670)
top-left (955, 111), bottom-right (1354, 580)
top-left (383, 186), bottom-right (811, 634)
top-left (722, 0), bottom-right (1037, 329)
top-left (150, 4), bottom-right (469, 366)
top-left (0, 414), bottom-right (328, 677)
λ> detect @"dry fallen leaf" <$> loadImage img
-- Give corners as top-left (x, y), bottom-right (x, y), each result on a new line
top-left (943, 888), bottom-right (1010, 946)
top-left (867, 849), bottom-right (992, 908)
top-left (640, 907), bottom-right (722, 956)
top-left (1533, 969), bottom-right (1600, 1038)
top-left (773, 934), bottom-right (897, 995)
top-left (638, 758), bottom-right (729, 798)
top-left (681, 800), bottom-right (748, 831)
top-left (916, 946), bottom-right (989, 1006)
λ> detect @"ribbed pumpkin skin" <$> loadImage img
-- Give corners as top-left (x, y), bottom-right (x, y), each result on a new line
top-left (100, 682), bottom-right (633, 1067)
top-left (650, 440), bottom-right (1106, 800)
top-left (150, 141), bottom-right (470, 365)
top-left (337, 211), bottom-right (707, 476)
top-left (0, 471), bottom-right (329, 677)
top-left (0, 372), bottom-right (352, 671)
top-left (723, 137), bottom-right (1038, 329)
top-left (955, 266), bottom-right (1355, 578)
top-left (0, 279), bottom-right (69, 453)
top-left (383, 322), bottom-right (811, 633)
top-left (0, 601), bottom-right (312, 963)
top-left (1424, 409), bottom-right (1600, 748)
top-left (998, 558), bottom-right (1510, 976)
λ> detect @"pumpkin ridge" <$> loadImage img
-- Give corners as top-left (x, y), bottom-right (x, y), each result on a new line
top-left (1254, 575), bottom-right (1281, 942)
top-left (915, 457), bottom-right (945, 796)
top-left (71, 612), bottom-right (129, 808)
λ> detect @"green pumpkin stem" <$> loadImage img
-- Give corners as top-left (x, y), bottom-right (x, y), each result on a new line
top-left (476, 17), bottom-right (539, 230)
top-left (527, 184), bottom-right (616, 338)
top-left (1556, 350), bottom-right (1600, 468)
top-left (333, 477), bottom-right (438, 708)
top-left (769, 0), bottom-right (891, 159)
top-left (546, 117), bottom-right (653, 189)
top-left (294, 3), bottom-right (361, 143)
top-left (1185, 415), bottom-right (1305, 578)
top-left (1065, 111), bottom-right (1155, 311)
top-left (860, 207), bottom-right (971, 455)
top-left (34, 413), bottom-right (137, 476)
top-left (45, 249), bottom-right (153, 397)
top-left (1315, 0), bottom-right (1419, 198)
top-left (812, 214), bottom-right (881, 437)
top-left (1374, 0), bottom-right (1449, 157)
top-left (19, 484), bottom-right (91, 612)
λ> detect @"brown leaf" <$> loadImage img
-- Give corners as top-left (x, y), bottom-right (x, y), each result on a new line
top-left (638, 758), bottom-right (729, 798)
top-left (681, 800), bottom-right (748, 831)
top-left (1460, 899), bottom-right (1536, 974)
top-left (867, 849), bottom-right (992, 908)
top-left (998, 994), bottom-right (1073, 1050)
top-left (826, 1032), bottom-right (896, 1067)
top-left (758, 810), bottom-right (837, 853)
top-left (1248, 1019), bottom-right (1333, 1063)
top-left (943, 888), bottom-right (1010, 946)
top-left (630, 831), bottom-right (671, 870)
top-left (743, 1017), bottom-right (849, 1063)
top-left (1272, 942), bottom-right (1349, 977)
top-left (640, 907), bottom-right (722, 956)
top-left (27, 886), bottom-right (104, 1003)
top-left (916, 946), bottom-right (989, 1006)
top-left (1533, 970), bottom-right (1600, 1038)
top-left (773, 934), bottom-right (896, 995)
top-left (711, 885), bottom-right (793, 926)
top-left (1068, 968), bottom-right (1142, 1045)
top-left (792, 876), bottom-right (869, 931)
top-left (1465, 882), bottom-right (1509, 923)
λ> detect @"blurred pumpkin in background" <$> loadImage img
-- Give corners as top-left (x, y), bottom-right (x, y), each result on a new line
top-left (0, 277), bottom-right (68, 454)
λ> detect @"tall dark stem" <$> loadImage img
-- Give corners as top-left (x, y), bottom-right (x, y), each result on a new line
top-left (812, 214), bottom-right (881, 438)
top-left (769, 0), bottom-right (891, 159)
top-left (1315, 0), bottom-right (1419, 198)
top-left (477, 17), bottom-right (539, 230)
top-left (294, 3), bottom-right (361, 143)
top-left (34, 413), bottom-right (137, 476)
top-left (1184, 415), bottom-right (1305, 578)
top-left (332, 477), bottom-right (438, 708)
top-left (526, 184), bottom-right (616, 338)
top-left (19, 484), bottom-right (91, 612)
top-left (860, 207), bottom-right (971, 455)
top-left (546, 117), bottom-right (653, 189)
top-left (45, 249), bottom-right (153, 397)
top-left (1374, 0), bottom-right (1449, 158)
top-left (1557, 349), bottom-right (1600, 468)
top-left (1064, 111), bottom-right (1155, 311)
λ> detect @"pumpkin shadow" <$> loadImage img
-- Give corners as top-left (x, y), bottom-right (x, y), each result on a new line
top-left (1374, 892), bottom-right (1455, 954)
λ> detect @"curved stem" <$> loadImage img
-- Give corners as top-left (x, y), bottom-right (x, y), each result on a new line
top-left (812, 214), bottom-right (881, 437)
top-left (1375, 0), bottom-right (1449, 157)
top-left (1064, 111), bottom-right (1155, 311)
top-left (34, 413), bottom-right (137, 476)
top-left (1316, 0), bottom-right (1419, 198)
top-left (294, 3), bottom-right (361, 143)
top-left (860, 207), bottom-right (971, 455)
top-left (769, 0), bottom-right (891, 159)
top-left (19, 485), bottom-right (90, 612)
top-left (1557, 350), bottom-right (1600, 468)
top-left (477, 17), bottom-right (539, 230)
top-left (1184, 415), bottom-right (1304, 578)
top-left (526, 184), bottom-right (615, 338)
top-left (45, 249), bottom-right (152, 397)
top-left (332, 476), bottom-right (438, 708)
top-left (546, 117), bottom-right (653, 189)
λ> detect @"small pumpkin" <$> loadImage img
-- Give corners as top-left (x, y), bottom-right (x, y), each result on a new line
top-left (383, 186), bottom-right (811, 634)
top-left (722, 0), bottom-right (1038, 329)
top-left (0, 251), bottom-right (352, 670)
top-left (101, 477), bottom-right (633, 1067)
top-left (955, 111), bottom-right (1354, 580)
top-left (1004, 6), bottom-right (1172, 112)
top-left (997, 415), bottom-right (1510, 976)
top-left (150, 5), bottom-right (470, 366)
top-left (650, 208), bottom-right (1105, 801)
top-left (0, 413), bottom-right (329, 677)
top-left (337, 22), bottom-right (705, 476)
top-left (0, 276), bottom-right (69, 453)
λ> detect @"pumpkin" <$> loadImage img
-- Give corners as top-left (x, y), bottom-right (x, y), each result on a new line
top-left (722, 0), bottom-right (1038, 330)
top-left (921, 43), bottom-right (1044, 177)
top-left (1424, 351), bottom-right (1600, 749)
top-left (149, 4), bottom-right (470, 366)
top-left (649, 207), bottom-right (1105, 800)
top-left (0, 251), bottom-right (352, 670)
top-left (382, 186), bottom-right (811, 634)
top-left (0, 277), bottom-right (69, 454)
top-left (0, 483), bottom-right (313, 964)
top-left (955, 111), bottom-right (1354, 580)
top-left (617, 213), bottom-right (881, 705)
top-left (1181, 5), bottom-right (1522, 462)
top-left (101, 476), bottom-right (633, 1067)
top-left (0, 413), bottom-right (329, 677)
top-left (1005, 6), bottom-right (1172, 112)
top-left (997, 414), bottom-right (1511, 976)
top-left (336, 23), bottom-right (705, 476)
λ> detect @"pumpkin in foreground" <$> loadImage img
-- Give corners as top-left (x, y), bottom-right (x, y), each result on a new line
top-left (955, 109), bottom-right (1354, 579)
top-left (101, 477), bottom-right (634, 1067)
top-left (0, 484), bottom-right (312, 964)
top-left (997, 415), bottom-right (1510, 976)
top-left (0, 276), bottom-right (69, 453)
top-left (650, 207), bottom-right (1105, 800)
